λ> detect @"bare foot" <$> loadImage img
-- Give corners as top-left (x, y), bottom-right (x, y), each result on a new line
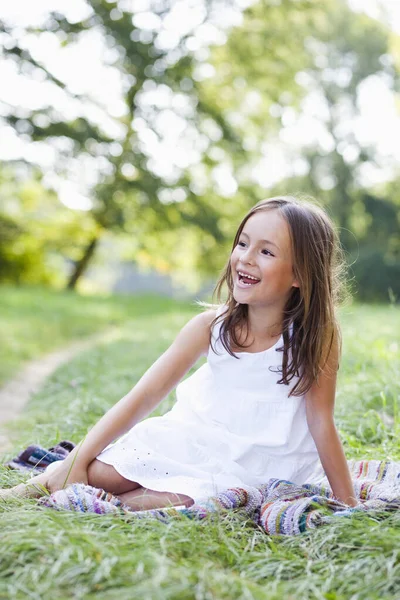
top-left (0, 473), bottom-right (49, 501)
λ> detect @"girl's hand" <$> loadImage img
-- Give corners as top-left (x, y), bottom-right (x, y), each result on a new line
top-left (42, 455), bottom-right (89, 493)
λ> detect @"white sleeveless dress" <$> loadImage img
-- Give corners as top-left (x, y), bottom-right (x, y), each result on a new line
top-left (97, 310), bottom-right (321, 502)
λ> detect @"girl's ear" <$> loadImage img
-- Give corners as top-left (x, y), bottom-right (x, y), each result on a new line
top-left (292, 278), bottom-right (300, 289)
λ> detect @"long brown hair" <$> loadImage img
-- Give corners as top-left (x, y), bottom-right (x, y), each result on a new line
top-left (212, 196), bottom-right (347, 396)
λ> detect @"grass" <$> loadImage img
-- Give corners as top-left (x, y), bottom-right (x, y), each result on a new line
top-left (0, 284), bottom-right (192, 387)
top-left (0, 288), bottom-right (400, 599)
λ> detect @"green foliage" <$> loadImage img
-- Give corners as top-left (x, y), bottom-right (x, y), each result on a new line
top-left (284, 3), bottom-right (400, 299)
top-left (0, 0), bottom-right (399, 297)
top-left (0, 213), bottom-right (26, 281)
top-left (0, 175), bottom-right (59, 285)
top-left (344, 193), bottom-right (400, 301)
top-left (0, 0), bottom-right (319, 287)
top-left (0, 169), bottom-right (100, 286)
top-left (349, 248), bottom-right (400, 302)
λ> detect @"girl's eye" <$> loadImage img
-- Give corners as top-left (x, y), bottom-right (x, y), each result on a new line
top-left (238, 241), bottom-right (246, 248)
top-left (262, 249), bottom-right (274, 257)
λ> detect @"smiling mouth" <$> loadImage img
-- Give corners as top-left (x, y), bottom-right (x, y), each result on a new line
top-left (237, 271), bottom-right (261, 286)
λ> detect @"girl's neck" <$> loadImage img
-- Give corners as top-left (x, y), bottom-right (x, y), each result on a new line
top-left (232, 305), bottom-right (283, 353)
top-left (246, 305), bottom-right (284, 340)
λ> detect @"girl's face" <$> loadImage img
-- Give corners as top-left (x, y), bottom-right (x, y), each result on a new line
top-left (230, 209), bottom-right (299, 309)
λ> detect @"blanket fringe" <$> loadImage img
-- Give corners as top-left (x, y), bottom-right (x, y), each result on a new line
top-left (38, 459), bottom-right (400, 535)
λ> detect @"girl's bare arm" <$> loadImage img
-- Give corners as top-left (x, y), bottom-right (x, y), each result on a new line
top-left (305, 337), bottom-right (357, 507)
top-left (51, 309), bottom-right (216, 477)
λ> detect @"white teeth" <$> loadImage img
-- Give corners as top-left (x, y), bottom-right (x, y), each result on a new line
top-left (238, 271), bottom-right (260, 282)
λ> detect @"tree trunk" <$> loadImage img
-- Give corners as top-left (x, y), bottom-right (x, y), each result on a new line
top-left (67, 235), bottom-right (99, 290)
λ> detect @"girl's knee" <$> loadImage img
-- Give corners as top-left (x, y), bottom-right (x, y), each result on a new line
top-left (87, 459), bottom-right (140, 495)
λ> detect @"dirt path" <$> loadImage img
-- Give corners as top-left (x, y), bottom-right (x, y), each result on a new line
top-left (0, 329), bottom-right (122, 454)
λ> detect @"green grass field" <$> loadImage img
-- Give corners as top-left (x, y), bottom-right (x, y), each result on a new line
top-left (0, 287), bottom-right (399, 599)
top-left (0, 285), bottom-right (192, 387)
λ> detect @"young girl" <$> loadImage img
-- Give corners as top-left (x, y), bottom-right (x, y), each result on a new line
top-left (1, 196), bottom-right (357, 508)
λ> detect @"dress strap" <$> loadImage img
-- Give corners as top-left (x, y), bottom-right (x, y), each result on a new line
top-left (210, 305), bottom-right (227, 350)
top-left (215, 304), bottom-right (228, 318)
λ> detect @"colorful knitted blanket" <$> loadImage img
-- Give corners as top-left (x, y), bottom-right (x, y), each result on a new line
top-left (38, 459), bottom-right (400, 536)
top-left (6, 440), bottom-right (75, 473)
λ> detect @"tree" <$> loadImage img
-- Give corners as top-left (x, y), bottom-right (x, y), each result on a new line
top-left (292, 4), bottom-right (400, 300)
top-left (223, 0), bottom-right (400, 300)
top-left (0, 0), bottom-right (321, 287)
top-left (3, 0), bottom-right (397, 298)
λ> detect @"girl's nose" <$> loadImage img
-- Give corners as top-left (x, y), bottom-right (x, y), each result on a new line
top-left (242, 247), bottom-right (256, 265)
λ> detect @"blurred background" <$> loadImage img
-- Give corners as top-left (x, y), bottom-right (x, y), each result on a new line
top-left (0, 0), bottom-right (399, 301)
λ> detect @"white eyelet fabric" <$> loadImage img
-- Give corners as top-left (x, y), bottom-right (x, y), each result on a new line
top-left (97, 307), bottom-right (321, 503)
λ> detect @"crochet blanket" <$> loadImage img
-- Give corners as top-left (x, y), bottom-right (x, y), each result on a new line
top-left (38, 459), bottom-right (400, 536)
top-left (6, 440), bottom-right (75, 472)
